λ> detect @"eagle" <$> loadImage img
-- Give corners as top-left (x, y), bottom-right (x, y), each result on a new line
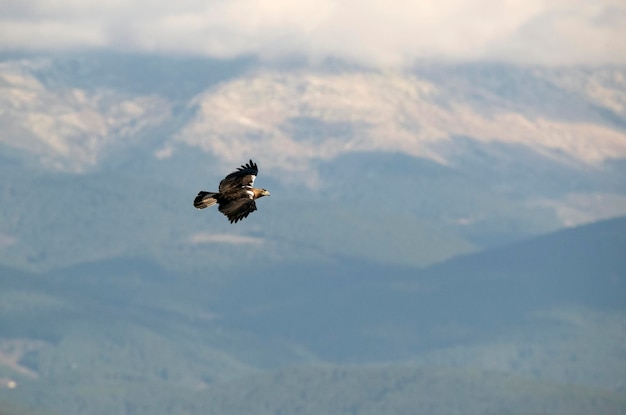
top-left (193, 159), bottom-right (270, 223)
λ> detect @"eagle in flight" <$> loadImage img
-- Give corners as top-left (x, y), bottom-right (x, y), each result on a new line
top-left (193, 159), bottom-right (270, 223)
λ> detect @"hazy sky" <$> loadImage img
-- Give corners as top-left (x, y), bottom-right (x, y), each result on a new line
top-left (1, 0), bottom-right (625, 67)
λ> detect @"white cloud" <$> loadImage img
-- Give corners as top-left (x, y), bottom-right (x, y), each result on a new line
top-left (0, 0), bottom-right (624, 67)
top-left (188, 232), bottom-right (264, 245)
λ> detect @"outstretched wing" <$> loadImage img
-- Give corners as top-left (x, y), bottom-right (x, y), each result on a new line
top-left (218, 198), bottom-right (257, 223)
top-left (219, 159), bottom-right (258, 193)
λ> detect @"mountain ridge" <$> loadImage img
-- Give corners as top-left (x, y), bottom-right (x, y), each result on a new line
top-left (2, 54), bottom-right (625, 177)
top-left (1, 214), bottom-right (624, 414)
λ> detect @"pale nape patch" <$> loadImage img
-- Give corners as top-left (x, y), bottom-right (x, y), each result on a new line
top-left (187, 232), bottom-right (264, 245)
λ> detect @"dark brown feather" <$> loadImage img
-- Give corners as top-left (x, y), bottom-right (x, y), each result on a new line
top-left (217, 198), bottom-right (257, 223)
top-left (218, 160), bottom-right (258, 192)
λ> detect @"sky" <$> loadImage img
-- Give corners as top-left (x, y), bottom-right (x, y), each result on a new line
top-left (0, 0), bottom-right (625, 68)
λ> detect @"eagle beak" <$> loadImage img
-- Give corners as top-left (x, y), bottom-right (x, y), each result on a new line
top-left (264, 190), bottom-right (271, 196)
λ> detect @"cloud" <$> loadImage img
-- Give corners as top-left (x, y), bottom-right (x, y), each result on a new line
top-left (0, 0), bottom-right (624, 67)
top-left (188, 232), bottom-right (264, 245)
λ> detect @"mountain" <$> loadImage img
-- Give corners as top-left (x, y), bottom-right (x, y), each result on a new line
top-left (169, 365), bottom-right (626, 415)
top-left (3, 54), bottom-right (626, 168)
top-left (1, 51), bottom-right (625, 414)
top-left (213, 216), bottom-right (626, 361)
top-left (1, 53), bottom-right (625, 271)
top-left (1, 217), bottom-right (624, 414)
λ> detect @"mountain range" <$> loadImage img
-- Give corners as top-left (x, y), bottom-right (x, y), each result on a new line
top-left (1, 52), bottom-right (625, 272)
top-left (0, 52), bottom-right (625, 414)
top-left (0, 216), bottom-right (624, 414)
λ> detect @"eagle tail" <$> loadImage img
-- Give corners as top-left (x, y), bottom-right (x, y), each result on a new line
top-left (194, 191), bottom-right (219, 209)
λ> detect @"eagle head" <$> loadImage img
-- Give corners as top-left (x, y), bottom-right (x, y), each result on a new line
top-left (253, 188), bottom-right (270, 199)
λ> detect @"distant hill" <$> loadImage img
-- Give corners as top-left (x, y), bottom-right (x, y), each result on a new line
top-left (0, 216), bottom-right (625, 414)
top-left (192, 364), bottom-right (626, 415)
top-left (416, 215), bottom-right (626, 308)
top-left (210, 216), bottom-right (626, 361)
